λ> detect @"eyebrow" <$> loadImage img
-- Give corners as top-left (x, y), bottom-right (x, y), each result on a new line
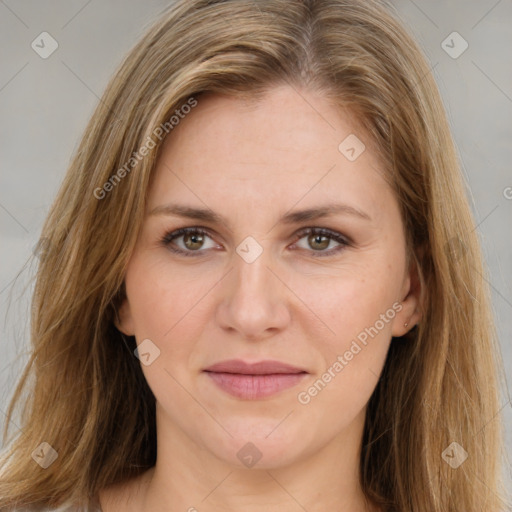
top-left (149, 202), bottom-right (372, 228)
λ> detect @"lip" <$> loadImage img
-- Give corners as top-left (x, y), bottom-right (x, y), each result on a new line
top-left (203, 359), bottom-right (307, 375)
top-left (203, 359), bottom-right (308, 400)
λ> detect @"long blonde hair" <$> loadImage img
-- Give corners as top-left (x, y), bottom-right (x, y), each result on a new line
top-left (1, 1), bottom-right (509, 510)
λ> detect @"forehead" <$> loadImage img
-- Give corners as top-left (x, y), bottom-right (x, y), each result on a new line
top-left (147, 86), bottom-right (394, 224)
top-left (162, 86), bottom-right (368, 157)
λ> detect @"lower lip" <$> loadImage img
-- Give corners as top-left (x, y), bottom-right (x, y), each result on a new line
top-left (204, 371), bottom-right (307, 399)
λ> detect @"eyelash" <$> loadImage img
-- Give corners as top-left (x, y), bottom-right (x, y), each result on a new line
top-left (159, 226), bottom-right (351, 258)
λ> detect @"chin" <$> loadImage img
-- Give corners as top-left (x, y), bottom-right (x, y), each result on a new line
top-left (200, 419), bottom-right (309, 469)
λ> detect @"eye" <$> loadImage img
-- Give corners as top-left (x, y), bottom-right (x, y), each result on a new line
top-left (160, 227), bottom-right (218, 257)
top-left (159, 226), bottom-right (350, 258)
top-left (291, 227), bottom-right (350, 257)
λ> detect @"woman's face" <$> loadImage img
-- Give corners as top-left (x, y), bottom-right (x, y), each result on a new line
top-left (117, 85), bottom-right (421, 469)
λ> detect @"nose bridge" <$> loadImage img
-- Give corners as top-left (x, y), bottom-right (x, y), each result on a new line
top-left (232, 234), bottom-right (276, 300)
top-left (216, 234), bottom-right (290, 338)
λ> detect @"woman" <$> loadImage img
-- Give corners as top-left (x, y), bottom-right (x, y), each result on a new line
top-left (0, 0), bottom-right (509, 511)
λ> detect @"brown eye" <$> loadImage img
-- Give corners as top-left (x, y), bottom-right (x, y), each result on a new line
top-left (293, 227), bottom-right (350, 257)
top-left (182, 231), bottom-right (205, 251)
top-left (161, 227), bottom-right (217, 257)
top-left (307, 233), bottom-right (331, 251)
top-left (161, 226), bottom-right (350, 258)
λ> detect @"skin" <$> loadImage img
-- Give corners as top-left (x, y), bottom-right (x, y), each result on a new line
top-left (101, 84), bottom-right (422, 512)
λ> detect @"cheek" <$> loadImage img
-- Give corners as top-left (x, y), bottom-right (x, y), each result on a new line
top-left (291, 258), bottom-right (402, 343)
top-left (294, 285), bottom-right (398, 421)
top-left (124, 254), bottom-right (215, 375)
top-left (290, 259), bottom-right (402, 402)
top-left (125, 250), bottom-right (200, 333)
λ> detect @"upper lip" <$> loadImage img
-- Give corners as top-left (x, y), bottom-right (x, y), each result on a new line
top-left (203, 359), bottom-right (308, 375)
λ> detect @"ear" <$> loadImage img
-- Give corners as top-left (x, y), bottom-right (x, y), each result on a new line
top-left (392, 248), bottom-right (423, 337)
top-left (114, 296), bottom-right (136, 337)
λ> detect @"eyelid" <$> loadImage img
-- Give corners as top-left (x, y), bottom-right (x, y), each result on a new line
top-left (160, 226), bottom-right (219, 251)
top-left (293, 226), bottom-right (352, 245)
top-left (159, 225), bottom-right (351, 257)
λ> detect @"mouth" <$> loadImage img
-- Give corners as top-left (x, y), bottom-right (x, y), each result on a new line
top-left (202, 359), bottom-right (308, 400)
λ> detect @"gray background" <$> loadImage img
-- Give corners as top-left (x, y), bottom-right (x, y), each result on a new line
top-left (1, 0), bottom-right (511, 492)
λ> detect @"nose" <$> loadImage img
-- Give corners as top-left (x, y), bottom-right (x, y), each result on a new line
top-left (215, 241), bottom-right (291, 341)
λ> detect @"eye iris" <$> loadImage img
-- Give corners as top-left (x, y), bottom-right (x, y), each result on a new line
top-left (173, 230), bottom-right (338, 253)
top-left (184, 232), bottom-right (204, 250)
top-left (308, 233), bottom-right (330, 250)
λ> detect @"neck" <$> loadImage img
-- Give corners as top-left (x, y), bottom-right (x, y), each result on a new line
top-left (130, 405), bottom-right (379, 512)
